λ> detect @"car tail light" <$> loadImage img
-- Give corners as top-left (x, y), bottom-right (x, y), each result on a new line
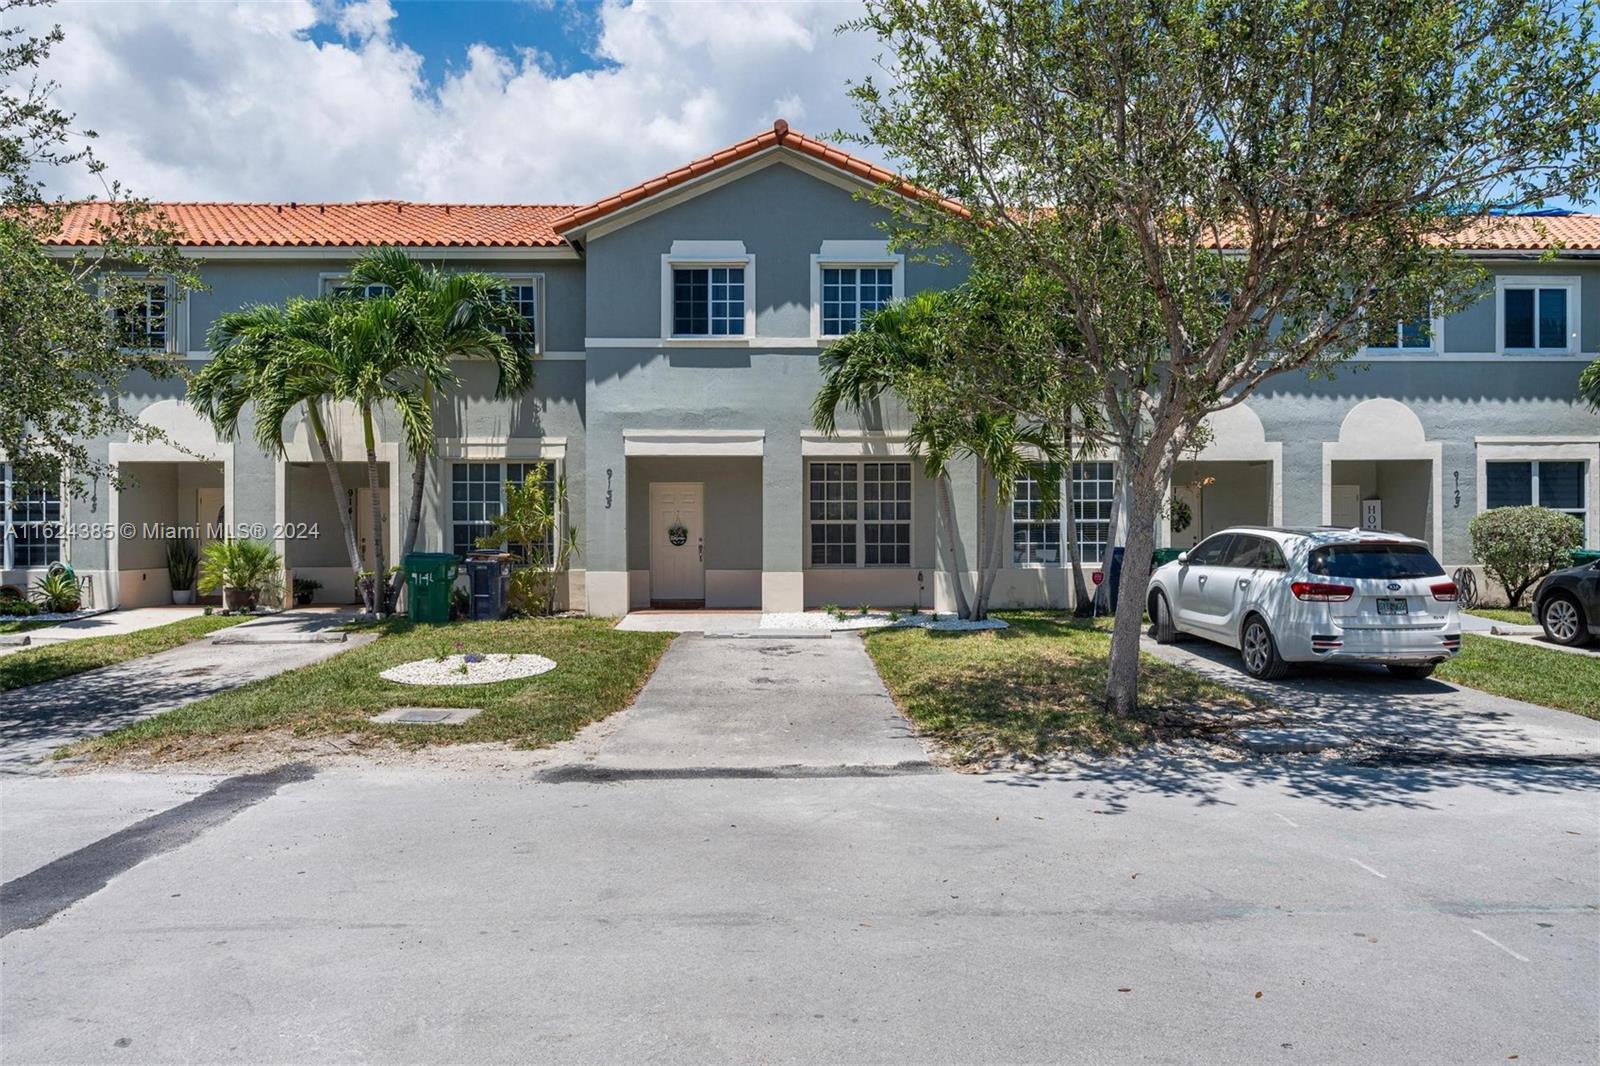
top-left (1291, 581), bottom-right (1354, 602)
top-left (1430, 582), bottom-right (1458, 601)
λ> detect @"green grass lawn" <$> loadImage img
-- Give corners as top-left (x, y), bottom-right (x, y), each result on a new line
top-left (0, 615), bottom-right (247, 692)
top-left (1437, 634), bottom-right (1600, 719)
top-left (68, 617), bottom-right (674, 762)
top-left (863, 611), bottom-right (1257, 766)
top-left (1464, 607), bottom-right (1536, 626)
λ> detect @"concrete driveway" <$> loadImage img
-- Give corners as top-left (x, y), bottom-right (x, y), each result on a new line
top-left (0, 612), bottom-right (372, 774)
top-left (1142, 635), bottom-right (1600, 758)
top-left (562, 631), bottom-right (930, 777)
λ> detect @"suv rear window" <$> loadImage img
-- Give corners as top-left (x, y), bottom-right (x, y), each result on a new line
top-left (1307, 544), bottom-right (1444, 579)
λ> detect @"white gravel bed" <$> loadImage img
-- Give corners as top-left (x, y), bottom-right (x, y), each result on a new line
top-left (379, 653), bottom-right (557, 686)
top-left (759, 611), bottom-right (1008, 633)
top-left (0, 608), bottom-right (107, 624)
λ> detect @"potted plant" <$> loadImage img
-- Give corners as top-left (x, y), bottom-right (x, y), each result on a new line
top-left (198, 539), bottom-right (282, 613)
top-left (32, 568), bottom-right (81, 613)
top-left (293, 577), bottom-right (322, 607)
top-left (167, 539), bottom-right (198, 605)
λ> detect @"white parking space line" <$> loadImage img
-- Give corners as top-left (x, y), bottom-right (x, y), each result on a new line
top-left (1273, 812), bottom-right (1299, 828)
top-left (1471, 929), bottom-right (1530, 963)
top-left (1348, 858), bottom-right (1388, 879)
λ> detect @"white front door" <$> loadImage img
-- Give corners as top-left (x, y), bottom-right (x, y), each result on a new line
top-left (195, 488), bottom-right (225, 554)
top-left (649, 482), bottom-right (704, 604)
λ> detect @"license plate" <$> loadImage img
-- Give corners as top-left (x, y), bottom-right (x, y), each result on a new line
top-left (1376, 597), bottom-right (1409, 615)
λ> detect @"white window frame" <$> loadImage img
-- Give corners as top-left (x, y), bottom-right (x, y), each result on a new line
top-left (1012, 467), bottom-right (1063, 567)
top-left (448, 459), bottom-right (561, 559)
top-left (102, 274), bottom-right (179, 354)
top-left (2, 462), bottom-right (63, 572)
top-left (810, 242), bottom-right (905, 339)
top-left (659, 243), bottom-right (755, 342)
top-left (1360, 308), bottom-right (1444, 356)
top-left (487, 273), bottom-right (544, 356)
top-left (319, 274), bottom-right (395, 300)
top-left (1477, 443), bottom-right (1596, 547)
top-left (1495, 275), bottom-right (1581, 356)
top-left (1009, 461), bottom-right (1118, 568)
top-left (804, 459), bottom-right (915, 569)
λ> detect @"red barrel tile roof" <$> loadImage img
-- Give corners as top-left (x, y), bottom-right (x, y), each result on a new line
top-left (50, 200), bottom-right (576, 248)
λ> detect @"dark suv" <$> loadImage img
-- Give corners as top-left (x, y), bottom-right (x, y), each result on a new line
top-left (1532, 558), bottom-right (1600, 647)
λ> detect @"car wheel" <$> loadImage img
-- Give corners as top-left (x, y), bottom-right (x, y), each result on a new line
top-left (1239, 615), bottom-right (1289, 680)
top-left (1386, 663), bottom-right (1436, 680)
top-left (1151, 591), bottom-right (1179, 644)
top-left (1540, 593), bottom-right (1590, 646)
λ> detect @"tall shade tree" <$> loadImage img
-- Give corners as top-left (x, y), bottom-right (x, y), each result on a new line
top-left (813, 285), bottom-right (1072, 619)
top-left (192, 298), bottom-right (365, 578)
top-left (847, 0), bottom-right (1600, 713)
top-left (1, 0), bottom-right (202, 493)
top-left (342, 248), bottom-right (535, 605)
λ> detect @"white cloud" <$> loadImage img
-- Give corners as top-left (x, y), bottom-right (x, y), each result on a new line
top-left (27, 0), bottom-right (885, 204)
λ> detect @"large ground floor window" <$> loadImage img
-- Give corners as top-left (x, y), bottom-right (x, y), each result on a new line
top-left (1486, 459), bottom-right (1588, 538)
top-left (807, 460), bottom-right (912, 567)
top-left (1012, 462), bottom-right (1117, 566)
top-left (2, 464), bottom-right (61, 570)
top-left (450, 461), bottom-right (557, 559)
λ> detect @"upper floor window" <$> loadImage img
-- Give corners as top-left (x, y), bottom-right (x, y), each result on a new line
top-left (2, 464), bottom-right (61, 570)
top-left (672, 266), bottom-right (746, 337)
top-left (1487, 459), bottom-right (1587, 538)
top-left (492, 277), bottom-right (539, 352)
top-left (1499, 277), bottom-right (1578, 353)
top-left (821, 266), bottom-right (894, 335)
top-left (1366, 314), bottom-right (1435, 352)
top-left (326, 281), bottom-right (394, 300)
top-left (110, 281), bottom-right (168, 350)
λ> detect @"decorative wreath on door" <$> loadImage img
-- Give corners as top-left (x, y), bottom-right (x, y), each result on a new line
top-left (667, 522), bottom-right (689, 547)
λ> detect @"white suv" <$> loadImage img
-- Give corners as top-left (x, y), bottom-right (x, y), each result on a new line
top-left (1146, 527), bottom-right (1462, 680)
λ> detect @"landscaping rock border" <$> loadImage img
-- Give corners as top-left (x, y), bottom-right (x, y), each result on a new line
top-left (379, 654), bottom-right (556, 687)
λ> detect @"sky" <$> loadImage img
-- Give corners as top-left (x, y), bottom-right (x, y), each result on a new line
top-left (24, 0), bottom-right (882, 205)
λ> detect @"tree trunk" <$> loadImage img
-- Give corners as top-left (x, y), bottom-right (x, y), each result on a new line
top-left (1104, 459), bottom-right (1164, 716)
top-left (361, 406), bottom-right (388, 616)
top-left (307, 403), bottom-right (363, 575)
top-left (972, 471), bottom-right (1002, 620)
top-left (934, 471), bottom-right (972, 619)
top-left (388, 381), bottom-right (435, 606)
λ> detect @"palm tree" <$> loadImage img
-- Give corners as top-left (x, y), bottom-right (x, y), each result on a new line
top-left (342, 248), bottom-right (535, 604)
top-left (813, 291), bottom-right (1060, 621)
top-left (193, 298), bottom-right (364, 581)
top-left (1582, 358), bottom-right (1600, 412)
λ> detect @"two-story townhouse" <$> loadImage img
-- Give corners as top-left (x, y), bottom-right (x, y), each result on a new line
top-left (5, 121), bottom-right (1596, 615)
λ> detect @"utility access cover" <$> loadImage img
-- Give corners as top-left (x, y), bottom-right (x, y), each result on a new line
top-left (370, 707), bottom-right (483, 726)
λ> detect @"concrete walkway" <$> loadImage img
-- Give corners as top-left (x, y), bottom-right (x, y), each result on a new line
top-left (568, 631), bottom-right (930, 775)
top-left (0, 612), bottom-right (373, 774)
top-left (1143, 635), bottom-right (1600, 758)
top-left (0, 607), bottom-right (207, 658)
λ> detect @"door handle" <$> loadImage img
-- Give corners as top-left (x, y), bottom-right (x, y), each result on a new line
top-left (698, 539), bottom-right (703, 562)
top-left (1238, 578), bottom-right (1250, 589)
top-left (1197, 575), bottom-right (1207, 584)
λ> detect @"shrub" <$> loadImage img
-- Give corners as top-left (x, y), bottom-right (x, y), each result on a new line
top-left (0, 597), bottom-right (41, 617)
top-left (1468, 506), bottom-right (1582, 608)
top-left (166, 538), bottom-right (198, 593)
top-left (32, 570), bottom-right (81, 613)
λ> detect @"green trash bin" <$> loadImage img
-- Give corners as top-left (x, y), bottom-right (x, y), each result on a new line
top-left (1151, 547), bottom-right (1184, 568)
top-left (404, 552), bottom-right (459, 624)
top-left (1571, 548), bottom-right (1600, 567)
